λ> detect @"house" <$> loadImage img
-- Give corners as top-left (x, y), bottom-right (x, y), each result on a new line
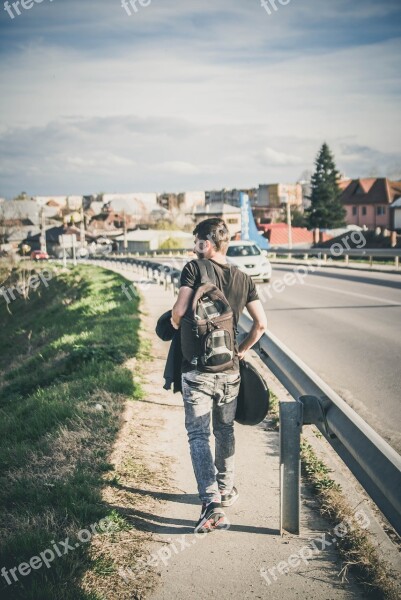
top-left (177, 191), bottom-right (205, 211)
top-left (193, 203), bottom-right (241, 238)
top-left (114, 229), bottom-right (194, 253)
top-left (0, 201), bottom-right (61, 249)
top-left (0, 200), bottom-right (59, 225)
top-left (20, 225), bottom-right (98, 256)
top-left (390, 191), bottom-right (401, 232)
top-left (257, 223), bottom-right (333, 248)
top-left (251, 183), bottom-right (303, 224)
top-left (157, 193), bottom-right (179, 212)
top-left (87, 211), bottom-right (124, 235)
top-left (205, 189), bottom-right (255, 208)
top-left (34, 196), bottom-right (83, 210)
top-left (340, 178), bottom-right (401, 230)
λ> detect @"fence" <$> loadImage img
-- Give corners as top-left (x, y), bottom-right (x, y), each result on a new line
top-left (107, 247), bottom-right (401, 270)
top-left (90, 255), bottom-right (401, 537)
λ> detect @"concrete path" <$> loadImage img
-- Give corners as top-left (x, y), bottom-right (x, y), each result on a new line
top-left (101, 261), bottom-right (364, 600)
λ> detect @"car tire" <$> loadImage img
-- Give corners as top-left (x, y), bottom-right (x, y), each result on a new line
top-left (263, 278), bottom-right (270, 283)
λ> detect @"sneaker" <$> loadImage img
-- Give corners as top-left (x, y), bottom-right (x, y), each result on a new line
top-left (219, 486), bottom-right (239, 507)
top-left (194, 501), bottom-right (227, 534)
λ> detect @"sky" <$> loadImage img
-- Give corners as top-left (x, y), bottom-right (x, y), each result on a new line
top-left (0, 0), bottom-right (401, 198)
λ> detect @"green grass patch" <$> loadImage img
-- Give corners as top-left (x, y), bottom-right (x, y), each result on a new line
top-left (0, 263), bottom-right (143, 600)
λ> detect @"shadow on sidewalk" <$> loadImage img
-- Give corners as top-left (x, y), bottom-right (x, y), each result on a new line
top-left (114, 485), bottom-right (200, 505)
top-left (114, 505), bottom-right (280, 536)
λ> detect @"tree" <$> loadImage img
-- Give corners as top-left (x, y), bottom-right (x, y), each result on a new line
top-left (14, 191), bottom-right (29, 201)
top-left (277, 206), bottom-right (307, 227)
top-left (305, 143), bottom-right (346, 229)
top-left (159, 237), bottom-right (182, 250)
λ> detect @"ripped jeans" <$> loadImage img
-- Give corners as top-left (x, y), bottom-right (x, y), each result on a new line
top-left (182, 369), bottom-right (241, 504)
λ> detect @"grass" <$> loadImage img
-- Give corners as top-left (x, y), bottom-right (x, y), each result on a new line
top-left (266, 383), bottom-right (397, 599)
top-left (300, 439), bottom-right (398, 599)
top-left (0, 261), bottom-right (144, 600)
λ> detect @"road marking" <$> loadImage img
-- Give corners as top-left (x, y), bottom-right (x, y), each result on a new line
top-left (302, 282), bottom-right (401, 306)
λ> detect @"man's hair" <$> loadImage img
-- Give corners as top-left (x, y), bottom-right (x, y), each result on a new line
top-left (193, 218), bottom-right (230, 253)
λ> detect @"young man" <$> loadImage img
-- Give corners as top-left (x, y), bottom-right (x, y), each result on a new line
top-left (171, 218), bottom-right (267, 533)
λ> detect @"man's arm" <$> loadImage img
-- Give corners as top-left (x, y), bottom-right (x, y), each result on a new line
top-left (171, 286), bottom-right (194, 329)
top-left (237, 299), bottom-right (267, 360)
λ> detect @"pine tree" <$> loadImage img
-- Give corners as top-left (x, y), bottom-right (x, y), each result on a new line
top-left (306, 143), bottom-right (346, 229)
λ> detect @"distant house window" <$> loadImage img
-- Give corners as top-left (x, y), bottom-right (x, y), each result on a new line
top-left (227, 218), bottom-right (239, 224)
top-left (376, 206), bottom-right (386, 215)
top-left (352, 206), bottom-right (357, 216)
top-left (362, 206), bottom-right (367, 216)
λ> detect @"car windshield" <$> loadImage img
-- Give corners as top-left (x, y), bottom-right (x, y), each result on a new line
top-left (227, 244), bottom-right (261, 257)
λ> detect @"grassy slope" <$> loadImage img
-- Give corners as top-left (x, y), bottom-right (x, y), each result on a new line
top-left (0, 263), bottom-right (142, 600)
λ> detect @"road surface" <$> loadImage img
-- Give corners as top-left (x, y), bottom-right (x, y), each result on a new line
top-left (257, 264), bottom-right (401, 453)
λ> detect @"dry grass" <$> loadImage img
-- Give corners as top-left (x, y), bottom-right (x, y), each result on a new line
top-left (301, 439), bottom-right (399, 600)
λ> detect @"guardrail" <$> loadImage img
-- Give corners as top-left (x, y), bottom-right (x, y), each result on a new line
top-left (90, 255), bottom-right (401, 538)
top-left (109, 246), bottom-right (401, 270)
top-left (267, 247), bottom-right (401, 269)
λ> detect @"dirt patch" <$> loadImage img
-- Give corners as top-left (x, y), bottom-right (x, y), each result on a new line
top-left (80, 353), bottom-right (177, 600)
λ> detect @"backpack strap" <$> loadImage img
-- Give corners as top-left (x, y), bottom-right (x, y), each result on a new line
top-left (197, 259), bottom-right (217, 286)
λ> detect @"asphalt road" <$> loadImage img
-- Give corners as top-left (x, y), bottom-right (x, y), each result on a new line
top-left (258, 264), bottom-right (401, 454)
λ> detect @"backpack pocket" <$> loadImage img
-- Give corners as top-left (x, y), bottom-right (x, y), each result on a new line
top-left (201, 327), bottom-right (233, 368)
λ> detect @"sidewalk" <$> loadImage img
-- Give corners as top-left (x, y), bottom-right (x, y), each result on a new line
top-left (105, 262), bottom-right (364, 600)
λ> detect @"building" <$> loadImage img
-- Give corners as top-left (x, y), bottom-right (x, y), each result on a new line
top-left (390, 181), bottom-right (401, 233)
top-left (177, 191), bottom-right (205, 212)
top-left (257, 223), bottom-right (333, 248)
top-left (251, 183), bottom-right (303, 224)
top-left (34, 196), bottom-right (83, 210)
top-left (157, 193), bottom-right (179, 212)
top-left (340, 178), bottom-right (401, 230)
top-left (193, 203), bottom-right (241, 238)
top-left (205, 188), bottom-right (257, 208)
top-left (114, 229), bottom-right (194, 253)
top-left (19, 225), bottom-right (98, 257)
top-left (102, 193), bottom-right (158, 210)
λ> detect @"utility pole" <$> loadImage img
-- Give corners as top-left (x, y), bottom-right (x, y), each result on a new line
top-left (123, 211), bottom-right (128, 255)
top-left (281, 195), bottom-right (293, 250)
top-left (40, 207), bottom-right (47, 253)
top-left (80, 205), bottom-right (85, 250)
top-left (286, 200), bottom-right (293, 250)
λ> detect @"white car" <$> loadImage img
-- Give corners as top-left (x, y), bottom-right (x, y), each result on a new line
top-left (226, 241), bottom-right (272, 282)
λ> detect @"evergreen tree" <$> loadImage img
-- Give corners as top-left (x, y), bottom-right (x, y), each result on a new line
top-left (306, 143), bottom-right (346, 229)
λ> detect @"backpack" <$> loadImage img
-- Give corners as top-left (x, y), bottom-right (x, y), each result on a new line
top-left (180, 259), bottom-right (237, 373)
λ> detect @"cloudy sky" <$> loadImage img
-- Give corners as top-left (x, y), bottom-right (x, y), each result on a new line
top-left (0, 0), bottom-right (400, 198)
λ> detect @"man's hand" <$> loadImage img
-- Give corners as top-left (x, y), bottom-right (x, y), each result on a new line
top-left (171, 316), bottom-right (180, 330)
top-left (237, 349), bottom-right (246, 361)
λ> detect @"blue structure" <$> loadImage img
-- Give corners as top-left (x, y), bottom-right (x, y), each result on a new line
top-left (240, 192), bottom-right (269, 250)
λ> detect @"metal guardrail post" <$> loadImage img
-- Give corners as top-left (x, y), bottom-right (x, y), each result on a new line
top-left (280, 400), bottom-right (303, 535)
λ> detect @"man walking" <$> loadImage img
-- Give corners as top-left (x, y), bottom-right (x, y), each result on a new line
top-left (171, 218), bottom-right (267, 533)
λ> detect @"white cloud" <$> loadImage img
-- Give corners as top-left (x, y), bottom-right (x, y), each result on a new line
top-left (258, 147), bottom-right (302, 166)
top-left (0, 0), bottom-right (400, 195)
top-left (158, 161), bottom-right (202, 175)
